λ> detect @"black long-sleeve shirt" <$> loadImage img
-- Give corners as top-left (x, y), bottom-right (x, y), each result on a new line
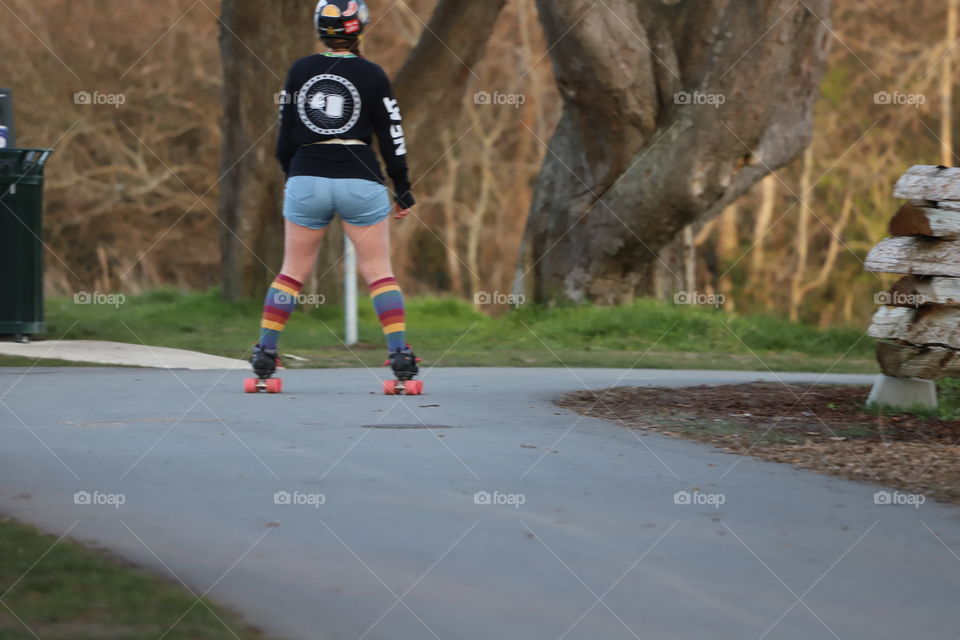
top-left (276, 53), bottom-right (415, 209)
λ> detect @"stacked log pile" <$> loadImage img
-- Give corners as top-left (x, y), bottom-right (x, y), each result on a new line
top-left (866, 166), bottom-right (960, 380)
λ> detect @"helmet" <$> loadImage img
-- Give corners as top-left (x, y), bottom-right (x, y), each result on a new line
top-left (315, 0), bottom-right (371, 40)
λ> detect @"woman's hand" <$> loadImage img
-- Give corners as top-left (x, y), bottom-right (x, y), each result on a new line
top-left (394, 205), bottom-right (412, 220)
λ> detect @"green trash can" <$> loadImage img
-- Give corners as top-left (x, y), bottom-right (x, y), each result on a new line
top-left (0, 148), bottom-right (53, 341)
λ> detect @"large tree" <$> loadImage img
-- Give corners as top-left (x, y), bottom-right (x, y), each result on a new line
top-left (520, 0), bottom-right (833, 304)
top-left (217, 0), bottom-right (507, 301)
top-left (217, 1), bottom-right (313, 301)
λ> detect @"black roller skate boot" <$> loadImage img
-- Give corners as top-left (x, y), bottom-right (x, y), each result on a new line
top-left (383, 345), bottom-right (422, 395)
top-left (245, 347), bottom-right (283, 393)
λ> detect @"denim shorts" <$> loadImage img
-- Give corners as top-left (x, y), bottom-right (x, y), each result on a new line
top-left (283, 176), bottom-right (391, 229)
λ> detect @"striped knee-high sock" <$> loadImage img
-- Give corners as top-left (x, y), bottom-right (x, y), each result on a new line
top-left (369, 276), bottom-right (406, 351)
top-left (257, 274), bottom-right (302, 351)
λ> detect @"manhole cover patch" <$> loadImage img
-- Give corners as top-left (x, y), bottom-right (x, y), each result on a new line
top-left (361, 424), bottom-right (456, 430)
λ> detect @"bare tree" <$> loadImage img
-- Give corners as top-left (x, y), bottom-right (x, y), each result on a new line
top-left (520, 0), bottom-right (833, 304)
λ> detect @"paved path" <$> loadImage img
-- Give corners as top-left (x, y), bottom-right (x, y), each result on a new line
top-left (0, 340), bottom-right (247, 369)
top-left (1, 367), bottom-right (958, 640)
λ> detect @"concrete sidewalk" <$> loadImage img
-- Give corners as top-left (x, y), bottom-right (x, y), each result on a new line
top-left (0, 339), bottom-right (247, 369)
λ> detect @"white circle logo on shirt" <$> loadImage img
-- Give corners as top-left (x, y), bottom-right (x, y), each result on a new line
top-left (297, 74), bottom-right (362, 135)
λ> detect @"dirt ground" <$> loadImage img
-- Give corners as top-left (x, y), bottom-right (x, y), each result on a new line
top-left (557, 383), bottom-right (960, 504)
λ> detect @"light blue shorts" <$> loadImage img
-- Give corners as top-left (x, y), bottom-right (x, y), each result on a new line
top-left (283, 176), bottom-right (391, 229)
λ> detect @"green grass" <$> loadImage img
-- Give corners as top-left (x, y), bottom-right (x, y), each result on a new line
top-left (0, 517), bottom-right (265, 639)
top-left (0, 355), bottom-right (100, 367)
top-left (937, 379), bottom-right (960, 419)
top-left (12, 289), bottom-right (877, 372)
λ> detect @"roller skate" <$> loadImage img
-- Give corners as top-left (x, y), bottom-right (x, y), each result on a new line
top-left (244, 346), bottom-right (283, 394)
top-left (383, 345), bottom-right (423, 396)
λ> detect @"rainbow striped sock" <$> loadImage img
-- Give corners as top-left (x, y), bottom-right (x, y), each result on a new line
top-left (370, 276), bottom-right (406, 351)
top-left (257, 274), bottom-right (302, 351)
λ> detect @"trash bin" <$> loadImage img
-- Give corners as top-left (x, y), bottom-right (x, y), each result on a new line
top-left (0, 148), bottom-right (53, 341)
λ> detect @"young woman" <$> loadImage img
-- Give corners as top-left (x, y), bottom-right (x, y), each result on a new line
top-left (251, 0), bottom-right (419, 386)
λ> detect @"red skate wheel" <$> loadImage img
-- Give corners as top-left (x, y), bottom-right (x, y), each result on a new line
top-left (265, 378), bottom-right (283, 394)
top-left (244, 378), bottom-right (259, 394)
top-left (406, 380), bottom-right (424, 395)
top-left (383, 380), bottom-right (398, 395)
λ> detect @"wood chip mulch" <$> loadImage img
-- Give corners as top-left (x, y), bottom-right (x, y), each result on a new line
top-left (556, 383), bottom-right (960, 504)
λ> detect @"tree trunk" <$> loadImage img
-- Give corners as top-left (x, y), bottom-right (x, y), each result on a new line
top-left (716, 203), bottom-right (738, 311)
top-left (941, 0), bottom-right (958, 167)
top-left (521, 0), bottom-right (833, 304)
top-left (789, 144), bottom-right (815, 321)
top-left (218, 1), bottom-right (313, 301)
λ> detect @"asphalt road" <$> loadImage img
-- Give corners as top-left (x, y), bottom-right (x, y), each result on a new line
top-left (1, 366), bottom-right (958, 640)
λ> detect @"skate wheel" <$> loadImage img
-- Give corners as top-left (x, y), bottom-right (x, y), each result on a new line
top-left (265, 378), bottom-right (283, 394)
top-left (383, 380), bottom-right (398, 395)
top-left (244, 378), bottom-right (259, 394)
top-left (406, 380), bottom-right (424, 395)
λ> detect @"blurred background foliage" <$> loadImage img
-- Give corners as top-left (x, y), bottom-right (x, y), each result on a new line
top-left (1, 0), bottom-right (954, 328)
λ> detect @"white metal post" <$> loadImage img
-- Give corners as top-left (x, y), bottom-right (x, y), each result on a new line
top-left (344, 235), bottom-right (358, 345)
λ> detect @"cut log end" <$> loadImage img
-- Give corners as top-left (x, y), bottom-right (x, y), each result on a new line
top-left (875, 341), bottom-right (960, 380)
top-left (888, 201), bottom-right (960, 238)
top-left (865, 237), bottom-right (960, 277)
top-left (868, 304), bottom-right (960, 349)
top-left (888, 275), bottom-right (925, 302)
top-left (889, 201), bottom-right (933, 236)
top-left (894, 165), bottom-right (960, 200)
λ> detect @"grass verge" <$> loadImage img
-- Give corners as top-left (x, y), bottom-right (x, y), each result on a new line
top-left (0, 356), bottom-right (106, 368)
top-left (8, 289), bottom-right (878, 372)
top-left (0, 516), bottom-right (265, 639)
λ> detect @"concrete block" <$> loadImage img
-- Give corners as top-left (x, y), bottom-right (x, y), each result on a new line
top-left (866, 374), bottom-right (938, 411)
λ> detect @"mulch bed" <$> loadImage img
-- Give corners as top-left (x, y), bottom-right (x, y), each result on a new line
top-left (556, 383), bottom-right (960, 504)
